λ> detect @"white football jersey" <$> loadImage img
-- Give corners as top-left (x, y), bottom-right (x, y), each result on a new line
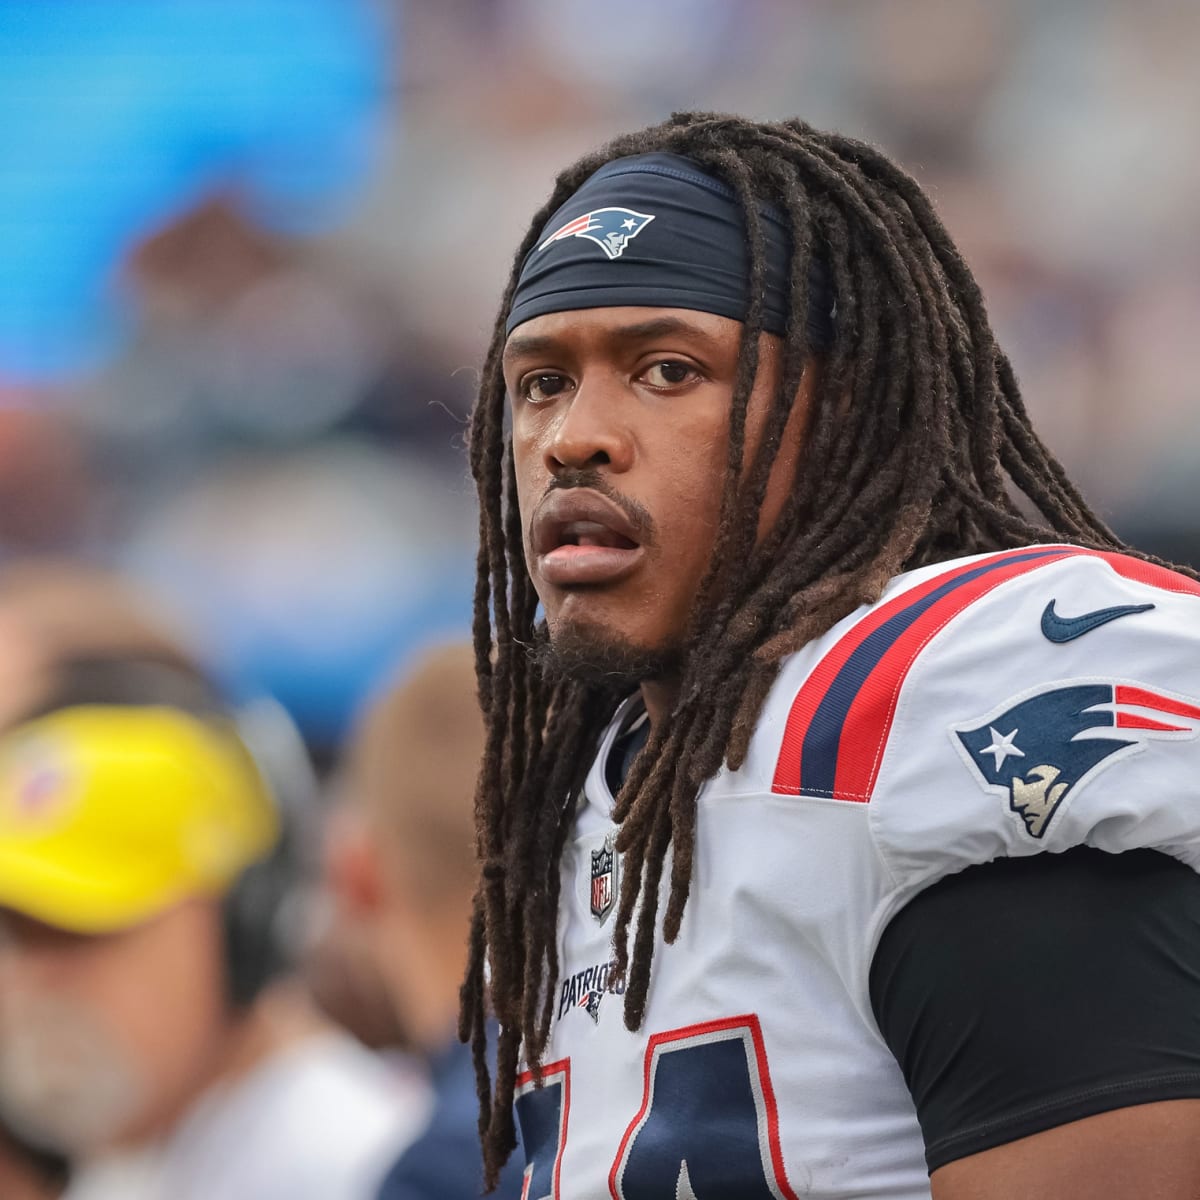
top-left (516, 545), bottom-right (1200, 1199)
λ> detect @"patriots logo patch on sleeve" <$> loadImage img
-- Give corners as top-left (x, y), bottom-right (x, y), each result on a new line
top-left (537, 207), bottom-right (656, 260)
top-left (954, 681), bottom-right (1200, 838)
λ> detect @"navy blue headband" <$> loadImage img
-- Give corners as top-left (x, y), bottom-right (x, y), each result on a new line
top-left (506, 152), bottom-right (834, 346)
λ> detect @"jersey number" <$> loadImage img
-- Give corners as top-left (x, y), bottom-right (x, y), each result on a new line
top-left (515, 1015), bottom-right (798, 1200)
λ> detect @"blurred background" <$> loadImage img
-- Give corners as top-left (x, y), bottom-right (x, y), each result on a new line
top-left (0, 3), bottom-right (1197, 1195)
top-left (1, 0), bottom-right (1198, 761)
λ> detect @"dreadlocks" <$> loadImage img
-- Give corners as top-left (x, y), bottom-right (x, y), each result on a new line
top-left (458, 111), bottom-right (1180, 1186)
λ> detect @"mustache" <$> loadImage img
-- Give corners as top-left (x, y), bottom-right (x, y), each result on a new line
top-left (541, 468), bottom-right (658, 548)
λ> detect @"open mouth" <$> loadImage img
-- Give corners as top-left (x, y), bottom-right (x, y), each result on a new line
top-left (554, 521), bottom-right (639, 552)
top-left (532, 490), bottom-right (646, 587)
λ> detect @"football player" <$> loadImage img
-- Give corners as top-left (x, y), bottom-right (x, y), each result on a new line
top-left (459, 113), bottom-right (1200, 1198)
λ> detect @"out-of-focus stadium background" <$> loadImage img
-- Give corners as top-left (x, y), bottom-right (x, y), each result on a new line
top-left (1, 0), bottom-right (1198, 755)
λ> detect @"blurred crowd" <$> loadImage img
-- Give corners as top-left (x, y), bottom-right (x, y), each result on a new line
top-left (0, 565), bottom-right (518, 1198)
top-left (0, 0), bottom-right (1196, 1194)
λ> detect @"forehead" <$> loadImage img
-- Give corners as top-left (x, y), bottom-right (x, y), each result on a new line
top-left (502, 306), bottom-right (743, 364)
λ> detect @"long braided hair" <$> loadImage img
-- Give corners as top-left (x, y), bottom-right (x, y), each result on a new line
top-left (459, 111), bottom-right (1172, 1185)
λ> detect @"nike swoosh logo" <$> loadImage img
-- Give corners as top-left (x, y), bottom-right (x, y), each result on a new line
top-left (1041, 599), bottom-right (1155, 643)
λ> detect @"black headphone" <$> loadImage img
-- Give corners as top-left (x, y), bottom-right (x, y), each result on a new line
top-left (221, 692), bottom-right (317, 1006)
top-left (22, 655), bottom-right (318, 1009)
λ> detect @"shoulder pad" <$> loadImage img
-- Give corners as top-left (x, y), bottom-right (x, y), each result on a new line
top-left (758, 546), bottom-right (1200, 885)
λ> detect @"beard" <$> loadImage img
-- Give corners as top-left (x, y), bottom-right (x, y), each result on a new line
top-left (531, 619), bottom-right (683, 692)
top-left (0, 991), bottom-right (147, 1156)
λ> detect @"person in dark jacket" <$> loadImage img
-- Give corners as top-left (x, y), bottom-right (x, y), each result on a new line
top-left (327, 643), bottom-right (522, 1198)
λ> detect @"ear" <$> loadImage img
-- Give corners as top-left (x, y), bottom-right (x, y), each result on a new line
top-left (323, 806), bottom-right (385, 918)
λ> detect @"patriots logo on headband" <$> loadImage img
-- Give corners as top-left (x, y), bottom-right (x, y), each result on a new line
top-left (538, 207), bottom-right (655, 260)
top-left (955, 680), bottom-right (1200, 839)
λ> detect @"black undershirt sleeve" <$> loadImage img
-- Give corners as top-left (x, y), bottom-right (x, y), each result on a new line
top-left (869, 845), bottom-right (1200, 1172)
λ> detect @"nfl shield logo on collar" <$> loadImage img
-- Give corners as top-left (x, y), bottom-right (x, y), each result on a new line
top-left (590, 831), bottom-right (618, 923)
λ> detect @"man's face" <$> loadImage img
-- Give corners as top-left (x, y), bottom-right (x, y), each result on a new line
top-left (0, 901), bottom-right (230, 1155)
top-left (503, 306), bottom-right (810, 676)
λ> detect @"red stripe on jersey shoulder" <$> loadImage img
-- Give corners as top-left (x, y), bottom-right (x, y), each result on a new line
top-left (1089, 550), bottom-right (1200, 597)
top-left (771, 548), bottom-right (1074, 799)
top-left (768, 545), bottom-right (1197, 802)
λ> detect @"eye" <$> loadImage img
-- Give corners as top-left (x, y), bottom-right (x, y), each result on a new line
top-left (640, 360), bottom-right (698, 389)
top-left (520, 373), bottom-right (574, 404)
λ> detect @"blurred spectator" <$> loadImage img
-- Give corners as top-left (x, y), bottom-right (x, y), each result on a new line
top-left (305, 915), bottom-right (411, 1056)
top-left (0, 570), bottom-right (428, 1200)
top-left (326, 643), bottom-right (523, 1198)
top-left (0, 0), bottom-right (390, 384)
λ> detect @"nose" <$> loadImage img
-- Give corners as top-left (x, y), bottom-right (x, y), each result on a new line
top-left (545, 375), bottom-right (634, 475)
